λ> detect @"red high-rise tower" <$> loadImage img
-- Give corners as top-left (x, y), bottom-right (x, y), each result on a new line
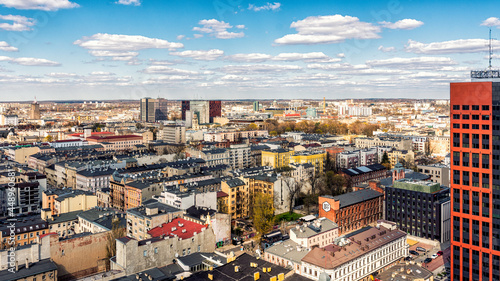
top-left (450, 81), bottom-right (500, 281)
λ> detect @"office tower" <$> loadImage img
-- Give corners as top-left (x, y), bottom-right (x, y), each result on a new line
top-left (253, 101), bottom-right (260, 112)
top-left (155, 98), bottom-right (168, 121)
top-left (140, 97), bottom-right (156, 122)
top-left (181, 100), bottom-right (190, 120)
top-left (30, 98), bottom-right (40, 119)
top-left (140, 98), bottom-right (167, 122)
top-left (450, 81), bottom-right (500, 281)
top-left (209, 100), bottom-right (221, 123)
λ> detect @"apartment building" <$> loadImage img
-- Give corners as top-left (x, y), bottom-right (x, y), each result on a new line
top-left (417, 164), bottom-right (451, 187)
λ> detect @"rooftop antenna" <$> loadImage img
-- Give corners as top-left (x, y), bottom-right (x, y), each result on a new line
top-left (471, 27), bottom-right (499, 79)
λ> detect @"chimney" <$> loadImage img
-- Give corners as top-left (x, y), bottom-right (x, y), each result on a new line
top-left (26, 258), bottom-right (29, 269)
top-left (15, 261), bottom-right (18, 271)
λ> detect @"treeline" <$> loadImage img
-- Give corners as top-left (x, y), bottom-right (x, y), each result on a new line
top-left (264, 119), bottom-right (380, 136)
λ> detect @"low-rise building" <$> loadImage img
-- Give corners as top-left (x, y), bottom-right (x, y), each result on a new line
top-left (417, 164), bottom-right (450, 187)
top-left (319, 189), bottom-right (384, 234)
top-left (126, 199), bottom-right (183, 240)
top-left (0, 258), bottom-right (57, 281)
top-left (299, 226), bottom-right (408, 281)
top-left (290, 150), bottom-right (327, 174)
top-left (0, 217), bottom-right (48, 248)
top-left (289, 218), bottom-right (339, 248)
top-left (340, 164), bottom-right (388, 187)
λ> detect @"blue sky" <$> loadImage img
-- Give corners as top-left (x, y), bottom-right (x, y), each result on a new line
top-left (0, 0), bottom-right (499, 101)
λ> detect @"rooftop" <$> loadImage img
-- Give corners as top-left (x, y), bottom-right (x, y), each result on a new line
top-left (147, 217), bottom-right (207, 240)
top-left (290, 218), bottom-right (339, 239)
top-left (393, 178), bottom-right (441, 193)
top-left (376, 264), bottom-right (433, 281)
top-left (341, 164), bottom-right (387, 177)
top-left (0, 259), bottom-right (57, 281)
top-left (322, 189), bottom-right (383, 209)
top-left (302, 226), bottom-right (406, 269)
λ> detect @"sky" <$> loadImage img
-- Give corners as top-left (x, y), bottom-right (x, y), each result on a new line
top-left (0, 0), bottom-right (499, 101)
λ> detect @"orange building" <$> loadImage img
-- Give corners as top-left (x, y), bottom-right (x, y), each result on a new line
top-left (450, 81), bottom-right (500, 281)
top-left (318, 189), bottom-right (383, 234)
top-left (0, 217), bottom-right (48, 248)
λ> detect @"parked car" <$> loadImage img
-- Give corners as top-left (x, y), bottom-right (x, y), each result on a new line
top-left (409, 250), bottom-right (419, 256)
top-left (416, 247), bottom-right (426, 252)
top-left (423, 258), bottom-right (432, 263)
top-left (431, 253), bottom-right (439, 259)
top-left (404, 256), bottom-right (412, 261)
top-left (437, 251), bottom-right (444, 256)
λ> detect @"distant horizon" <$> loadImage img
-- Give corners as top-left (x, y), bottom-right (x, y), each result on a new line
top-left (0, 0), bottom-right (498, 100)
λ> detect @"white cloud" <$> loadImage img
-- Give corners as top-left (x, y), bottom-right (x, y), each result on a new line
top-left (272, 52), bottom-right (341, 63)
top-left (170, 49), bottom-right (224, 61)
top-left (219, 64), bottom-right (301, 75)
top-left (307, 63), bottom-right (368, 70)
top-left (481, 17), bottom-right (500, 28)
top-left (116, 0), bottom-right (141, 6)
top-left (248, 2), bottom-right (281, 12)
top-left (88, 50), bottom-right (139, 61)
top-left (0, 41), bottom-right (18, 52)
top-left (193, 19), bottom-right (244, 39)
top-left (236, 25), bottom-right (245, 29)
top-left (0, 56), bottom-right (60, 66)
top-left (193, 34), bottom-right (204, 39)
top-left (337, 53), bottom-right (345, 58)
top-left (143, 75), bottom-right (202, 84)
top-left (341, 69), bottom-right (409, 75)
top-left (366, 57), bottom-right (456, 69)
top-left (0, 0), bottom-right (79, 11)
top-left (176, 35), bottom-right (185, 40)
top-left (141, 66), bottom-right (198, 75)
top-left (379, 19), bottom-right (423, 30)
top-left (0, 14), bottom-right (35, 31)
top-left (274, 14), bottom-right (381, 45)
top-left (46, 72), bottom-right (79, 78)
top-left (378, 45), bottom-right (396, 52)
top-left (74, 33), bottom-right (183, 61)
top-left (225, 53), bottom-right (272, 63)
top-left (405, 39), bottom-right (500, 54)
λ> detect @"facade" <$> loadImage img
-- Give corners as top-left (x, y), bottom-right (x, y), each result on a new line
top-left (450, 81), bottom-right (500, 281)
top-left (300, 226), bottom-right (407, 281)
top-left (160, 124), bottom-right (186, 144)
top-left (336, 148), bottom-right (379, 169)
top-left (386, 179), bottom-right (450, 243)
top-left (0, 181), bottom-right (40, 216)
top-left (253, 101), bottom-right (260, 111)
top-left (30, 100), bottom-right (41, 120)
top-left (228, 144), bottom-right (251, 169)
top-left (388, 149), bottom-right (415, 168)
top-left (140, 97), bottom-right (167, 122)
top-left (0, 114), bottom-right (18, 126)
top-left (220, 178), bottom-right (247, 219)
top-left (417, 164), bottom-right (451, 187)
top-left (53, 190), bottom-right (97, 215)
top-left (75, 169), bottom-right (114, 192)
top-left (290, 150), bottom-right (327, 174)
top-left (319, 189), bottom-right (384, 234)
top-left (155, 98), bottom-right (168, 121)
top-left (48, 139), bottom-right (85, 148)
top-left (261, 148), bottom-right (292, 168)
top-left (203, 130), bottom-right (268, 142)
top-left (110, 178), bottom-right (163, 211)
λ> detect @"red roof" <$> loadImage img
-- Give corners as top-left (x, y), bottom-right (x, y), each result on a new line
top-left (86, 134), bottom-right (142, 140)
top-left (217, 191), bottom-right (229, 198)
top-left (147, 218), bottom-right (207, 240)
top-left (39, 232), bottom-right (57, 239)
top-left (68, 131), bottom-right (113, 137)
top-left (52, 139), bottom-right (82, 143)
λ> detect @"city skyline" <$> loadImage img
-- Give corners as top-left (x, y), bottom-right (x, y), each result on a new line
top-left (0, 0), bottom-right (499, 101)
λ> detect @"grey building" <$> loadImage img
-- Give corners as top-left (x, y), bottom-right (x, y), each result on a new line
top-left (385, 178), bottom-right (450, 243)
top-left (417, 164), bottom-right (450, 187)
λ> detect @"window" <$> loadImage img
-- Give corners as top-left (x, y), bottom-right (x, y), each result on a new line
top-left (453, 105), bottom-right (460, 110)
top-left (463, 114), bottom-right (470, 120)
top-left (143, 250), bottom-right (147, 257)
top-left (473, 124), bottom-right (480, 130)
top-left (453, 114), bottom-right (460, 119)
top-left (472, 115), bottom-right (480, 120)
top-left (463, 124), bottom-right (470, 129)
top-left (154, 247), bottom-right (158, 254)
top-left (472, 105), bottom-right (480, 110)
top-left (463, 105), bottom-right (470, 110)
top-left (483, 125), bottom-right (490, 130)
top-left (453, 123), bottom-right (460, 128)
top-left (483, 115), bottom-right (490, 120)
top-left (483, 105), bottom-right (490, 111)
top-left (62, 250), bottom-right (65, 256)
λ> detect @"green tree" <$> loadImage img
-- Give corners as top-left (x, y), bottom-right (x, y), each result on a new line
top-left (106, 218), bottom-right (126, 258)
top-left (252, 192), bottom-right (275, 237)
top-left (381, 152), bottom-right (391, 170)
top-left (321, 171), bottom-right (346, 196)
top-left (136, 123), bottom-right (144, 129)
top-left (44, 135), bottom-right (53, 142)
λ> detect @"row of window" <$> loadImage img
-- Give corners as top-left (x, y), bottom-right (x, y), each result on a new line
top-left (453, 123), bottom-right (491, 130)
top-left (453, 105), bottom-right (490, 111)
top-left (453, 114), bottom-right (490, 120)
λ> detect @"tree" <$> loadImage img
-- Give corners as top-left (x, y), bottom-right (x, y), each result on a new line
top-left (282, 176), bottom-right (303, 214)
top-left (307, 169), bottom-right (321, 195)
top-left (44, 135), bottom-right (53, 142)
top-left (381, 152), bottom-right (391, 170)
top-left (106, 218), bottom-right (126, 259)
top-left (252, 192), bottom-right (275, 237)
top-left (321, 171), bottom-right (346, 196)
top-left (135, 123), bottom-right (144, 129)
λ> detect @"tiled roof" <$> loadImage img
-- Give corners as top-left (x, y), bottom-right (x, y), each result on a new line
top-left (147, 218), bottom-right (207, 240)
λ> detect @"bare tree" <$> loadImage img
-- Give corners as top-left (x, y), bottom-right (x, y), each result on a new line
top-left (282, 175), bottom-right (304, 214)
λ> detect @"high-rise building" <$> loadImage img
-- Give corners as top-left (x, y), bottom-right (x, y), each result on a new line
top-left (450, 81), bottom-right (500, 281)
top-left (30, 98), bottom-right (40, 119)
top-left (253, 101), bottom-right (260, 112)
top-left (140, 97), bottom-right (167, 122)
top-left (181, 100), bottom-right (221, 124)
top-left (154, 98), bottom-right (168, 121)
top-left (209, 100), bottom-right (221, 123)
